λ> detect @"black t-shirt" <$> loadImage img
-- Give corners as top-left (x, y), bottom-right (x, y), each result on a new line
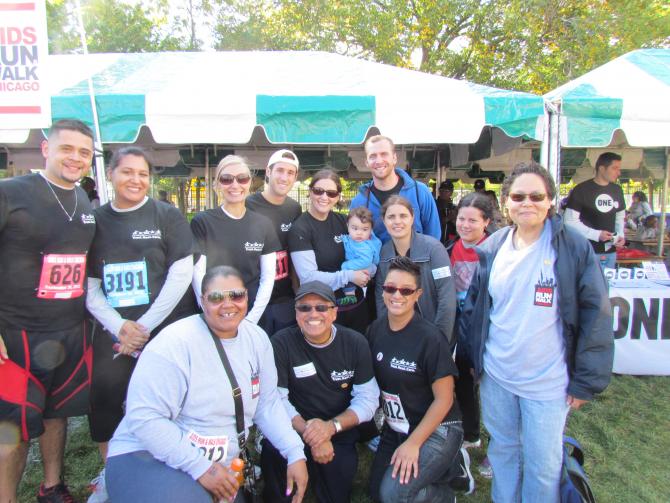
top-left (566, 179), bottom-right (625, 253)
top-left (88, 198), bottom-right (194, 330)
top-left (191, 208), bottom-right (281, 307)
top-left (0, 173), bottom-right (96, 331)
top-left (288, 211), bottom-right (364, 305)
top-left (367, 315), bottom-right (460, 433)
top-left (246, 193), bottom-right (302, 303)
top-left (272, 323), bottom-right (375, 421)
top-left (370, 176), bottom-right (404, 209)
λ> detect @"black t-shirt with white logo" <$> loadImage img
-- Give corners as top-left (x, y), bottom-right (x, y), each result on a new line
top-left (272, 323), bottom-right (374, 420)
top-left (246, 193), bottom-right (302, 303)
top-left (191, 208), bottom-right (281, 307)
top-left (566, 179), bottom-right (625, 253)
top-left (288, 211), bottom-right (364, 304)
top-left (88, 198), bottom-right (194, 328)
top-left (367, 315), bottom-right (460, 433)
top-left (0, 173), bottom-right (95, 331)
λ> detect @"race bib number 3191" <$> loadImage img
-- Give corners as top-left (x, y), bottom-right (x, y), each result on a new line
top-left (37, 254), bottom-right (86, 299)
top-left (104, 260), bottom-right (150, 308)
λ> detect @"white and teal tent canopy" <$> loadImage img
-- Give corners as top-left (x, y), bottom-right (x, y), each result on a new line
top-left (0, 51), bottom-right (543, 146)
top-left (544, 49), bottom-right (670, 148)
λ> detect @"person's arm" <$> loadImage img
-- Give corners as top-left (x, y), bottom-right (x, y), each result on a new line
top-left (375, 261), bottom-right (388, 320)
top-left (419, 185), bottom-right (442, 241)
top-left (567, 242), bottom-right (614, 404)
top-left (564, 208), bottom-right (602, 242)
top-left (290, 249), bottom-right (355, 290)
top-left (123, 349), bottom-right (212, 480)
top-left (136, 255), bottom-right (193, 332)
top-left (253, 336), bottom-right (306, 466)
top-left (192, 255), bottom-right (206, 309)
top-left (390, 376), bottom-right (455, 484)
top-left (429, 243), bottom-right (458, 347)
top-left (85, 277), bottom-right (126, 337)
top-left (246, 252), bottom-right (276, 324)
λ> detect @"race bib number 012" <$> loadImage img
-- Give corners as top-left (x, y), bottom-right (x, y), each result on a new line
top-left (381, 391), bottom-right (410, 434)
top-left (188, 431), bottom-right (229, 464)
top-left (37, 254), bottom-right (86, 299)
top-left (104, 260), bottom-right (150, 308)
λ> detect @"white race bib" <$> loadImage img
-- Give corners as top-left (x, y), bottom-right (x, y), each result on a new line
top-left (381, 391), bottom-right (409, 434)
top-left (187, 430), bottom-right (229, 464)
top-left (293, 362), bottom-right (317, 378)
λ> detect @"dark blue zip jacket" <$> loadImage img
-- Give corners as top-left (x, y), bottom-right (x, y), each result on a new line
top-left (459, 215), bottom-right (614, 400)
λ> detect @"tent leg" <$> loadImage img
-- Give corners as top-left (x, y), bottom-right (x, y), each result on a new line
top-left (657, 148), bottom-right (669, 258)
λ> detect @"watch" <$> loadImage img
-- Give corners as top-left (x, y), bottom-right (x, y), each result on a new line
top-left (332, 418), bottom-right (342, 434)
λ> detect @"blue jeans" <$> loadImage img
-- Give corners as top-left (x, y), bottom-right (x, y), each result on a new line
top-left (598, 252), bottom-right (616, 271)
top-left (480, 373), bottom-right (569, 503)
top-left (369, 422), bottom-right (463, 503)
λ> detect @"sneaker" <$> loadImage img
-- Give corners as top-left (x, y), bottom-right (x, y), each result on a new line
top-left (448, 447), bottom-right (475, 495)
top-left (462, 438), bottom-right (482, 449)
top-left (478, 456), bottom-right (493, 479)
top-left (367, 435), bottom-right (380, 453)
top-left (37, 481), bottom-right (78, 503)
top-left (87, 468), bottom-right (109, 503)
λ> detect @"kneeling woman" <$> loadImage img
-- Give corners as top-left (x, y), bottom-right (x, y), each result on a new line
top-left (367, 257), bottom-right (462, 503)
top-left (105, 266), bottom-right (308, 503)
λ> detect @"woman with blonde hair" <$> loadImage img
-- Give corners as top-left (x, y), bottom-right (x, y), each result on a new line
top-left (191, 155), bottom-right (280, 324)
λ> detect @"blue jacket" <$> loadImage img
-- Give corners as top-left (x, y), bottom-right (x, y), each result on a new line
top-left (342, 233), bottom-right (382, 271)
top-left (350, 169), bottom-right (441, 244)
top-left (459, 215), bottom-right (614, 401)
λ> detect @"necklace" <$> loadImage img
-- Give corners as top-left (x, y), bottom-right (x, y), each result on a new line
top-left (43, 176), bottom-right (78, 221)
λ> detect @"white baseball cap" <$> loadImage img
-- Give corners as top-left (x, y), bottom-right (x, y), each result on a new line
top-left (267, 149), bottom-right (299, 170)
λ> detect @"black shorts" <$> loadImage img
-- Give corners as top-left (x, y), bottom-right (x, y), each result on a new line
top-left (0, 322), bottom-right (91, 442)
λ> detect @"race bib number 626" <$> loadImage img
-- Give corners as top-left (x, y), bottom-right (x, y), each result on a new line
top-left (37, 254), bottom-right (86, 299)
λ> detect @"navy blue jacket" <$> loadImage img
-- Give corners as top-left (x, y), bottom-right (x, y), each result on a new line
top-left (459, 215), bottom-right (614, 400)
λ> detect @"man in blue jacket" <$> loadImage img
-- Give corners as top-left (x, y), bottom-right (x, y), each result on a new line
top-left (350, 135), bottom-right (441, 243)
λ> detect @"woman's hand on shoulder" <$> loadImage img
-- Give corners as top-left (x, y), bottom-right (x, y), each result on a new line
top-left (197, 462), bottom-right (240, 501)
top-left (351, 269), bottom-right (370, 288)
top-left (390, 438), bottom-right (421, 484)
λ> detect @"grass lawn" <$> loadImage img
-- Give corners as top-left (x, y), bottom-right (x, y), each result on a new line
top-left (18, 375), bottom-right (670, 502)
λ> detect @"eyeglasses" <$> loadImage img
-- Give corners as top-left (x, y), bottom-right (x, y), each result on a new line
top-left (382, 285), bottom-right (418, 296)
top-left (204, 289), bottom-right (247, 304)
top-left (219, 174), bottom-right (251, 185)
top-left (310, 187), bottom-right (340, 198)
top-left (508, 192), bottom-right (547, 203)
top-left (295, 304), bottom-right (336, 313)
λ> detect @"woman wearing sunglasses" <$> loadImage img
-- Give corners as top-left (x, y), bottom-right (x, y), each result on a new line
top-left (85, 147), bottom-right (194, 500)
top-left (288, 170), bottom-right (371, 333)
top-left (375, 195), bottom-right (457, 347)
top-left (367, 257), bottom-right (462, 503)
top-left (191, 155), bottom-right (281, 325)
top-left (459, 162), bottom-right (613, 503)
top-left (105, 266), bottom-right (308, 503)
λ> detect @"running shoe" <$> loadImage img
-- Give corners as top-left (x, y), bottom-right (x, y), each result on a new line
top-left (37, 481), bottom-right (78, 503)
top-left (478, 456), bottom-right (493, 479)
top-left (87, 468), bottom-right (109, 503)
top-left (367, 435), bottom-right (380, 452)
top-left (462, 438), bottom-right (482, 449)
top-left (448, 447), bottom-right (475, 495)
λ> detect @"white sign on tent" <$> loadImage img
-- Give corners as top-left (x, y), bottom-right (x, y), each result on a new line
top-left (0, 0), bottom-right (50, 130)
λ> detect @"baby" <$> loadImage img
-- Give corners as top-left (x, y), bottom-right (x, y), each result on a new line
top-left (342, 207), bottom-right (382, 299)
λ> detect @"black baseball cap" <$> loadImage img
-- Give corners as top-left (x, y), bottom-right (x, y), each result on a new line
top-left (295, 281), bottom-right (337, 305)
top-left (474, 179), bottom-right (485, 190)
top-left (439, 181), bottom-right (454, 191)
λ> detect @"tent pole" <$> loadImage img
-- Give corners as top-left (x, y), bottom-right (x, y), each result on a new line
top-left (74, 0), bottom-right (108, 204)
top-left (205, 147), bottom-right (210, 209)
top-left (543, 101), bottom-right (562, 205)
top-left (657, 148), bottom-right (669, 257)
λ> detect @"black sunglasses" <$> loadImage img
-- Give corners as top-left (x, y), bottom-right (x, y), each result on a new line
top-left (204, 289), bottom-right (247, 304)
top-left (310, 187), bottom-right (340, 198)
top-left (509, 192), bottom-right (547, 203)
top-left (219, 174), bottom-right (251, 185)
top-left (382, 285), bottom-right (418, 296)
top-left (295, 304), bottom-right (336, 313)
